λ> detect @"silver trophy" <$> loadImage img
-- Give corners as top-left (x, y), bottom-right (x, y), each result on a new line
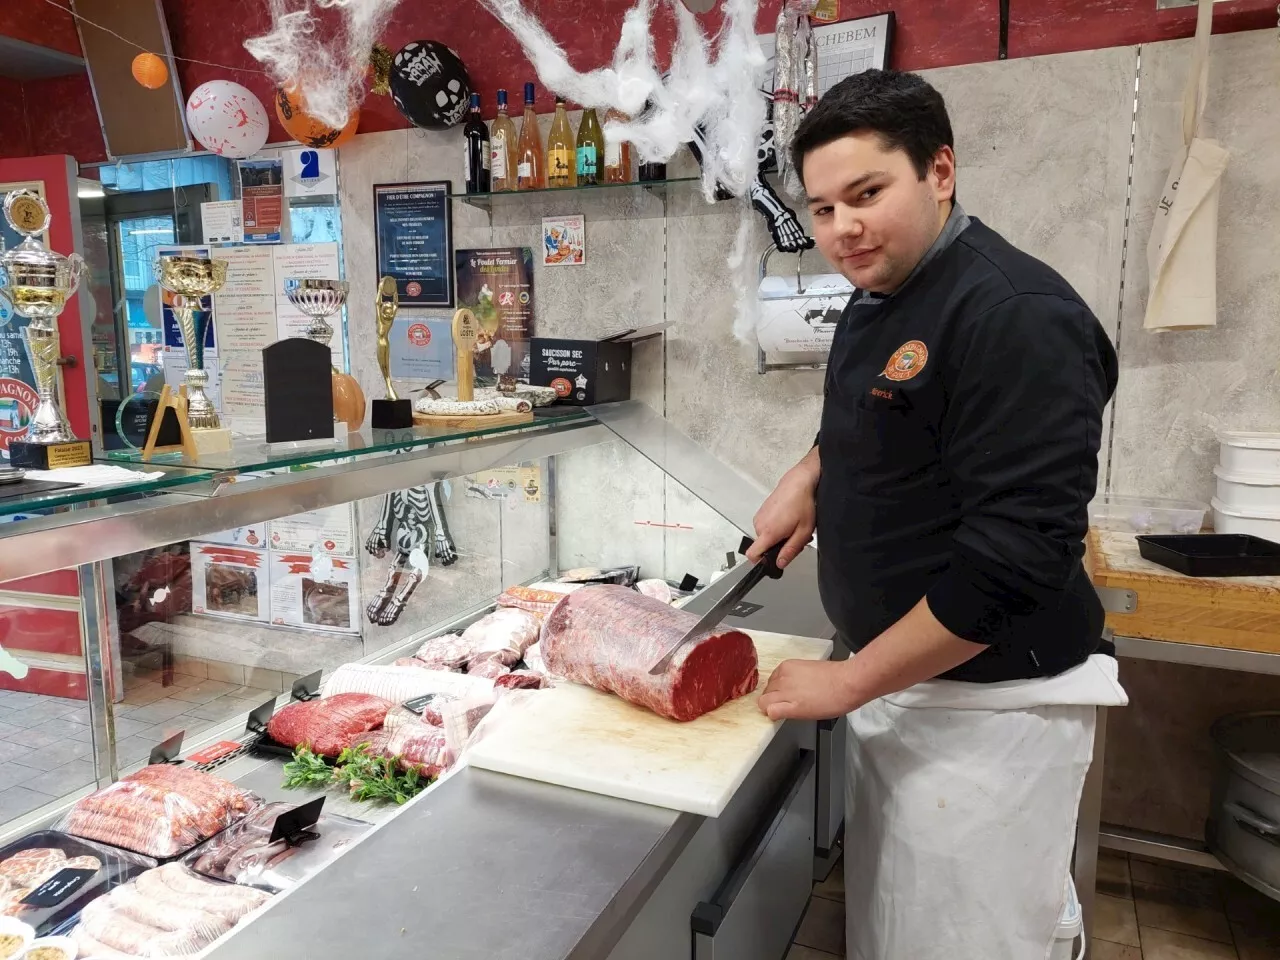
top-left (284, 278), bottom-right (366, 429)
top-left (155, 254), bottom-right (228, 431)
top-left (284, 278), bottom-right (348, 361)
top-left (0, 190), bottom-right (90, 464)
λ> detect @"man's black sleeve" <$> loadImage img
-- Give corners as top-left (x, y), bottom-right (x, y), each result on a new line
top-left (925, 293), bottom-right (1115, 647)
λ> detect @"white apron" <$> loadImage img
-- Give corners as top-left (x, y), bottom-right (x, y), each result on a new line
top-left (844, 654), bottom-right (1128, 960)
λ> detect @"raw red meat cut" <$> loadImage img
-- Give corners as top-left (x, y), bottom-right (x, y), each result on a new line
top-left (540, 585), bottom-right (759, 722)
top-left (495, 670), bottom-right (548, 691)
top-left (467, 654), bottom-right (512, 679)
top-left (63, 766), bottom-right (259, 858)
top-left (266, 693), bottom-right (392, 757)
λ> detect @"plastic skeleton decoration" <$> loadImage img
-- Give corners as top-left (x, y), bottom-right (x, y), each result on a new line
top-left (364, 482), bottom-right (456, 626)
top-left (687, 113), bottom-right (813, 253)
top-left (682, 0), bottom-right (818, 256)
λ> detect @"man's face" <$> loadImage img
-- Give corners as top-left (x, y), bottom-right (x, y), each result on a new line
top-left (803, 133), bottom-right (955, 295)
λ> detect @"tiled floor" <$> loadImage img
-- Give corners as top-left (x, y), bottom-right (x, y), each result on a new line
top-left (0, 661), bottom-right (274, 826)
top-left (787, 852), bottom-right (1280, 959)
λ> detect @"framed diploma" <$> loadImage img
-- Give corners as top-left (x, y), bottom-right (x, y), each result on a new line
top-left (373, 180), bottom-right (454, 308)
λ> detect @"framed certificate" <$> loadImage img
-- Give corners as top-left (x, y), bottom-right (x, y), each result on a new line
top-left (373, 180), bottom-right (454, 308)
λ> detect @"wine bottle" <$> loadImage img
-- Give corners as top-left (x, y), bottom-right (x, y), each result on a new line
top-left (490, 89), bottom-right (519, 192)
top-left (546, 98), bottom-right (577, 188)
top-left (516, 82), bottom-right (545, 191)
top-left (576, 108), bottom-right (605, 186)
top-left (463, 92), bottom-right (491, 194)
top-left (602, 108), bottom-right (633, 184)
top-left (638, 159), bottom-right (667, 182)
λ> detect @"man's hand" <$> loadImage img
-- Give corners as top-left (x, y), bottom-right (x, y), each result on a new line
top-left (747, 447), bottom-right (819, 569)
top-left (758, 658), bottom-right (861, 721)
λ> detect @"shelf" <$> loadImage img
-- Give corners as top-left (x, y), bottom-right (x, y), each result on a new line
top-left (450, 176), bottom-right (724, 223)
top-left (98, 406), bottom-right (591, 478)
top-left (452, 176), bottom-right (698, 205)
top-left (0, 463), bottom-right (214, 519)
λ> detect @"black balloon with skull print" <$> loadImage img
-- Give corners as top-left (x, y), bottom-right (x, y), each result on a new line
top-left (389, 40), bottom-right (473, 130)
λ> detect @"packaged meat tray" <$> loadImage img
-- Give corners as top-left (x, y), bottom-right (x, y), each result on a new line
top-left (0, 832), bottom-right (154, 936)
top-left (540, 585), bottom-right (759, 722)
top-left (320, 663), bottom-right (492, 705)
top-left (185, 802), bottom-right (369, 893)
top-left (71, 863), bottom-right (271, 958)
top-left (60, 766), bottom-right (262, 860)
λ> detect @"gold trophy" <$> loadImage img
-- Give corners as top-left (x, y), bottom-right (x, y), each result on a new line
top-left (0, 190), bottom-right (92, 469)
top-left (154, 254), bottom-right (233, 454)
top-left (370, 276), bottom-right (412, 428)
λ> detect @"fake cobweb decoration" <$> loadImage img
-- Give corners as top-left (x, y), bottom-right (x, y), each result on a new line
top-left (473, 0), bottom-right (769, 204)
top-left (244, 0), bottom-right (401, 130)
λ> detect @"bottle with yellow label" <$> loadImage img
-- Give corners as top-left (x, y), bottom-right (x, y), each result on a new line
top-left (546, 98), bottom-right (577, 189)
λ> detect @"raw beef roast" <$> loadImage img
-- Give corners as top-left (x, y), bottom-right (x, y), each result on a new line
top-left (540, 585), bottom-right (759, 722)
top-left (266, 692), bottom-right (392, 757)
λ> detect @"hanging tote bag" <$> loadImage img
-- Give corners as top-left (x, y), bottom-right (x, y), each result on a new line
top-left (1143, 0), bottom-right (1231, 332)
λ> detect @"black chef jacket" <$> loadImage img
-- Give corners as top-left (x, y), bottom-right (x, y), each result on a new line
top-left (816, 212), bottom-right (1119, 683)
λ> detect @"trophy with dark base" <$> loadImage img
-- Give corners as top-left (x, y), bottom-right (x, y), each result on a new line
top-left (155, 254), bottom-right (232, 457)
top-left (371, 276), bottom-right (413, 429)
top-left (0, 191), bottom-right (92, 469)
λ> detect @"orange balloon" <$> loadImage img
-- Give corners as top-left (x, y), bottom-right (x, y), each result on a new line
top-left (274, 86), bottom-right (359, 149)
top-left (131, 52), bottom-right (169, 89)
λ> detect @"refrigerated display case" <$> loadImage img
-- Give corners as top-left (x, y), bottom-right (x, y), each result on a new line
top-left (0, 402), bottom-right (840, 960)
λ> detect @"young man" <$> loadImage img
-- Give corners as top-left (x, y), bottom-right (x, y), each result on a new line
top-left (747, 70), bottom-right (1127, 957)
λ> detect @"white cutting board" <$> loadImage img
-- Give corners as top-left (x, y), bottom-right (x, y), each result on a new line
top-left (466, 630), bottom-right (832, 816)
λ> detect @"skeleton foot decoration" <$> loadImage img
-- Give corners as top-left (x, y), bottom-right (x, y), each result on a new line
top-left (427, 483), bottom-right (457, 565)
top-left (364, 493), bottom-right (394, 558)
top-left (381, 568), bottom-right (425, 625)
top-left (366, 564), bottom-right (402, 624)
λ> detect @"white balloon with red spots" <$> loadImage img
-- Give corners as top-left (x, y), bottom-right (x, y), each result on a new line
top-left (185, 80), bottom-right (270, 158)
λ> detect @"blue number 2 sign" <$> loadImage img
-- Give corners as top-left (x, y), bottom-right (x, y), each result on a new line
top-left (299, 150), bottom-right (321, 181)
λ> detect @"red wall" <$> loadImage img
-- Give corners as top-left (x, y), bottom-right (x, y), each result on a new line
top-left (1, 0), bottom-right (1276, 163)
top-left (0, 78), bottom-right (32, 159)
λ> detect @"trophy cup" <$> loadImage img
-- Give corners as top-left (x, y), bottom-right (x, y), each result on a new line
top-left (371, 276), bottom-right (412, 429)
top-left (154, 254), bottom-right (232, 455)
top-left (283, 278), bottom-right (366, 431)
top-left (0, 190), bottom-right (92, 469)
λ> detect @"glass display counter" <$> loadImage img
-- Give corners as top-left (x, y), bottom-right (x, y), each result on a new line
top-left (0, 401), bottom-right (839, 960)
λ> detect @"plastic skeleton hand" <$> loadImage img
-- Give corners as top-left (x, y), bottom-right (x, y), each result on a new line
top-left (750, 175), bottom-right (813, 253)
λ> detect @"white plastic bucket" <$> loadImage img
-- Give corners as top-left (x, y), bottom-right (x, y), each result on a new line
top-left (1219, 431), bottom-right (1280, 476)
top-left (1212, 498), bottom-right (1280, 543)
top-left (1214, 466), bottom-right (1280, 513)
top-left (1050, 876), bottom-right (1084, 960)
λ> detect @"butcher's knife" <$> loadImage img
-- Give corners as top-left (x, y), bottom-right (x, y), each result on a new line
top-left (648, 536), bottom-right (784, 674)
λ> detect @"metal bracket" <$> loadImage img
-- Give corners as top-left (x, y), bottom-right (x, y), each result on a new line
top-left (1096, 586), bottom-right (1138, 615)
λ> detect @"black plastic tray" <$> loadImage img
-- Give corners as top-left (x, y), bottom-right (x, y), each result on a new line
top-left (0, 830), bottom-right (155, 936)
top-left (1137, 534), bottom-right (1280, 577)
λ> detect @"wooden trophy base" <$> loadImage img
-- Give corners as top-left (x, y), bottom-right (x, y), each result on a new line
top-left (190, 427), bottom-right (234, 456)
top-left (9, 438), bottom-right (93, 470)
top-left (142, 385), bottom-right (196, 461)
top-left (412, 410), bottom-right (535, 430)
top-left (372, 398), bottom-right (414, 429)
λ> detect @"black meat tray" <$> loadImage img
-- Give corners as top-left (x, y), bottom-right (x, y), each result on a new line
top-left (0, 830), bottom-right (155, 936)
top-left (250, 730), bottom-right (341, 763)
top-left (1137, 534), bottom-right (1280, 578)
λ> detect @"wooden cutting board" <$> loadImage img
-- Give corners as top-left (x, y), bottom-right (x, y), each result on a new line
top-left (1088, 529), bottom-right (1280, 653)
top-left (412, 410), bottom-right (534, 429)
top-left (466, 630), bottom-right (832, 816)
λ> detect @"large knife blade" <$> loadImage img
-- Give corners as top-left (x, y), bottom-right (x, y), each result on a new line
top-left (648, 536), bottom-right (784, 675)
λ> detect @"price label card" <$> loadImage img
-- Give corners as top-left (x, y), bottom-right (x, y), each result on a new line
top-left (22, 868), bottom-right (98, 907)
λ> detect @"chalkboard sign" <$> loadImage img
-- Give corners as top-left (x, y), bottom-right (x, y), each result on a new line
top-left (263, 339), bottom-right (333, 444)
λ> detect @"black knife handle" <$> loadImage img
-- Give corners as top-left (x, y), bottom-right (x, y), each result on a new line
top-left (738, 536), bottom-right (785, 580)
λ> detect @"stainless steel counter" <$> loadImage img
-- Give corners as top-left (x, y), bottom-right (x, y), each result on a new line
top-left (206, 766), bottom-right (698, 960)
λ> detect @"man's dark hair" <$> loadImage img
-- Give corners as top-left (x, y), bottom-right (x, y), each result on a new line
top-left (790, 69), bottom-right (954, 187)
